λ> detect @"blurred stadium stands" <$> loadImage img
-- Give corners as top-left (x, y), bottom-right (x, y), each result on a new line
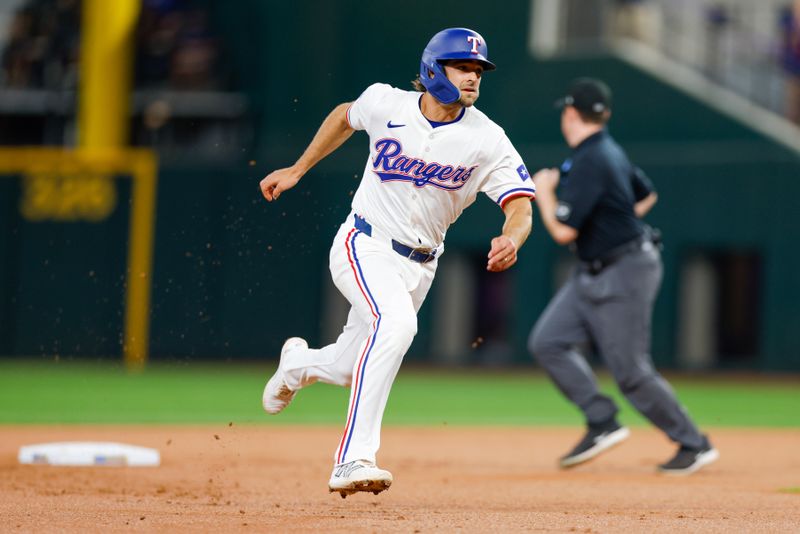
top-left (0, 0), bottom-right (251, 158)
top-left (531, 0), bottom-right (800, 125)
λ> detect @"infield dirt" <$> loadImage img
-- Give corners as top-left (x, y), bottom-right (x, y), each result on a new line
top-left (2, 426), bottom-right (798, 532)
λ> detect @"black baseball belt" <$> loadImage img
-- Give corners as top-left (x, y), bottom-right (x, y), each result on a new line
top-left (582, 233), bottom-right (651, 275)
top-left (353, 214), bottom-right (437, 264)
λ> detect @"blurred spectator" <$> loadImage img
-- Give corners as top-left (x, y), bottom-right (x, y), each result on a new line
top-left (1, 7), bottom-right (38, 87)
top-left (1, 0), bottom-right (80, 89)
top-left (135, 0), bottom-right (223, 91)
top-left (1, 0), bottom-right (224, 91)
top-left (169, 11), bottom-right (219, 90)
top-left (704, 4), bottom-right (731, 83)
top-left (611, 0), bottom-right (661, 48)
top-left (780, 1), bottom-right (800, 125)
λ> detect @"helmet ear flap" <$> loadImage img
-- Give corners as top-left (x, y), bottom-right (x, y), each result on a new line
top-left (418, 59), bottom-right (460, 104)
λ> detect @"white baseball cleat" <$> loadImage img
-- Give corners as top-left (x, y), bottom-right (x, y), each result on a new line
top-left (328, 460), bottom-right (393, 498)
top-left (262, 337), bottom-right (307, 414)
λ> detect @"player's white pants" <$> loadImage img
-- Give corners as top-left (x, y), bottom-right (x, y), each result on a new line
top-left (281, 216), bottom-right (437, 465)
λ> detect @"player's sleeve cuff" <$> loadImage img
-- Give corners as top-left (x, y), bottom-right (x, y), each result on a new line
top-left (345, 104), bottom-right (354, 129)
top-left (497, 188), bottom-right (536, 209)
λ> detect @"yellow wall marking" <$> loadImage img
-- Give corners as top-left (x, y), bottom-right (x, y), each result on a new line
top-left (0, 148), bottom-right (158, 371)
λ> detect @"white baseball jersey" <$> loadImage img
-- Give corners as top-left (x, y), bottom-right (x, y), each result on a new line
top-left (346, 83), bottom-right (536, 249)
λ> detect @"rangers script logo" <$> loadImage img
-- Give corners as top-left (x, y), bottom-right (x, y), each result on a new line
top-left (371, 138), bottom-right (479, 191)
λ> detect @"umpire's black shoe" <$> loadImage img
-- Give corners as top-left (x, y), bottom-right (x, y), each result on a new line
top-left (559, 421), bottom-right (630, 468)
top-left (658, 436), bottom-right (719, 475)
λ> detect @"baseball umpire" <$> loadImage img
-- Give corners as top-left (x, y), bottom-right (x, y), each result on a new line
top-left (528, 78), bottom-right (719, 475)
top-left (259, 28), bottom-right (535, 497)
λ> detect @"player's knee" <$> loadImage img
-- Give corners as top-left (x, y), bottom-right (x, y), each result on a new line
top-left (382, 312), bottom-right (417, 347)
top-left (396, 314), bottom-right (418, 343)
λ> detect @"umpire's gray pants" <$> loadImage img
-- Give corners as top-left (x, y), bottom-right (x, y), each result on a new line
top-left (528, 243), bottom-right (705, 449)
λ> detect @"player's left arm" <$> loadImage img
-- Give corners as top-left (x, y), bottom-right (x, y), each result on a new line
top-left (487, 197), bottom-right (532, 272)
top-left (532, 168), bottom-right (579, 245)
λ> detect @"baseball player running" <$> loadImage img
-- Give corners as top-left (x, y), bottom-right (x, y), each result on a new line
top-left (260, 28), bottom-right (535, 497)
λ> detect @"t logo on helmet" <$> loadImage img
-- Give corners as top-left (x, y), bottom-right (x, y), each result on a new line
top-left (467, 35), bottom-right (481, 54)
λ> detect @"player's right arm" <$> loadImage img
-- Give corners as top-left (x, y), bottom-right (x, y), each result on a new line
top-left (260, 102), bottom-right (355, 201)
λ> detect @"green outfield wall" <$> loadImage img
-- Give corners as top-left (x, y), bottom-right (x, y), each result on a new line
top-left (1, 0), bottom-right (799, 370)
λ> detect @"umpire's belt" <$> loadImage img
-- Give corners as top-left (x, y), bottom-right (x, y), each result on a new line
top-left (353, 214), bottom-right (437, 264)
top-left (583, 234), bottom-right (649, 275)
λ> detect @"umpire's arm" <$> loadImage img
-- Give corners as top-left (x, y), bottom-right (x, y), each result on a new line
top-left (631, 166), bottom-right (658, 218)
top-left (532, 168), bottom-right (578, 244)
top-left (634, 192), bottom-right (658, 218)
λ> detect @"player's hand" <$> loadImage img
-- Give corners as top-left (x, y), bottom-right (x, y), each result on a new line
top-left (260, 167), bottom-right (302, 201)
top-left (532, 168), bottom-right (560, 191)
top-left (486, 235), bottom-right (518, 272)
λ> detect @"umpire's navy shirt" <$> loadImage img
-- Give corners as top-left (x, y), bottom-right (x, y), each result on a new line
top-left (556, 129), bottom-right (655, 261)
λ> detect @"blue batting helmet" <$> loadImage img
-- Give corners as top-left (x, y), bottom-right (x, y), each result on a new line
top-left (419, 28), bottom-right (496, 104)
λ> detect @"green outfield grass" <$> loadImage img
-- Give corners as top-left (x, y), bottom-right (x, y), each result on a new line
top-left (0, 359), bottom-right (798, 427)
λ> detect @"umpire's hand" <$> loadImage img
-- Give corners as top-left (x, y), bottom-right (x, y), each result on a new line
top-left (532, 168), bottom-right (560, 190)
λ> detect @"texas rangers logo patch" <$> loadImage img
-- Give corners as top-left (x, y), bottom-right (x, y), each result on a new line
top-left (371, 138), bottom-right (478, 191)
top-left (517, 164), bottom-right (530, 181)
